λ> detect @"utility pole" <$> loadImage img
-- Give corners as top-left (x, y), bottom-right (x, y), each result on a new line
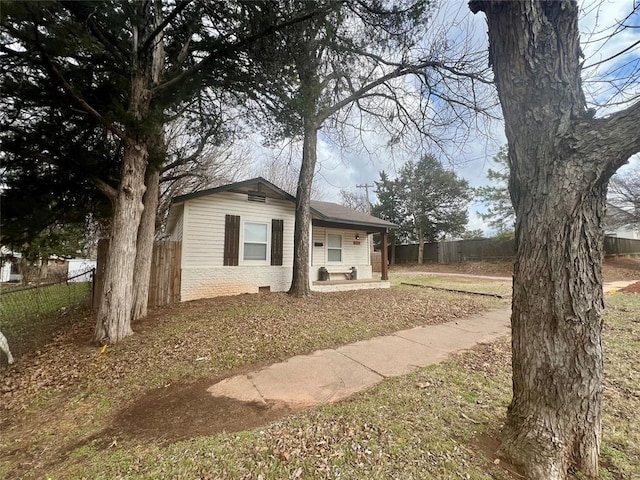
top-left (356, 183), bottom-right (374, 214)
top-left (356, 183), bottom-right (375, 255)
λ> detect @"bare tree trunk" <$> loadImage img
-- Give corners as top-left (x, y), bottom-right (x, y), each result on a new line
top-left (94, 2), bottom-right (165, 342)
top-left (501, 166), bottom-right (608, 479)
top-left (130, 2), bottom-right (165, 322)
top-left (469, 1), bottom-right (640, 478)
top-left (417, 228), bottom-right (424, 264)
top-left (93, 138), bottom-right (147, 344)
top-left (288, 114), bottom-right (318, 297)
top-left (131, 168), bottom-right (160, 321)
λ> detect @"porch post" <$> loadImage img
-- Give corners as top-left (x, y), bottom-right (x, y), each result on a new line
top-left (381, 229), bottom-right (389, 281)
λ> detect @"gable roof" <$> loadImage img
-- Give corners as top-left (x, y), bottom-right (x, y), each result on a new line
top-left (171, 177), bottom-right (295, 205)
top-left (167, 177), bottom-right (396, 233)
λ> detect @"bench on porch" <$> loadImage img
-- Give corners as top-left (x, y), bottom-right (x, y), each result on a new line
top-left (327, 268), bottom-right (355, 280)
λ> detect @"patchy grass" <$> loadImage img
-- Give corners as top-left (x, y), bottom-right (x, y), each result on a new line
top-left (391, 256), bottom-right (640, 281)
top-left (0, 281), bottom-right (93, 365)
top-left (0, 281), bottom-right (92, 328)
top-left (1, 285), bottom-right (638, 480)
top-left (47, 341), bottom-right (518, 480)
top-left (1, 286), bottom-right (506, 479)
top-left (599, 292), bottom-right (640, 479)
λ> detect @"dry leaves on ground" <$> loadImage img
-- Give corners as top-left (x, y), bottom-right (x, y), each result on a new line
top-left (1, 288), bottom-right (495, 415)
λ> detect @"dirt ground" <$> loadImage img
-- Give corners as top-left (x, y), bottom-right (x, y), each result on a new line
top-left (620, 281), bottom-right (640, 293)
top-left (86, 378), bottom-right (303, 447)
top-left (391, 256), bottom-right (640, 281)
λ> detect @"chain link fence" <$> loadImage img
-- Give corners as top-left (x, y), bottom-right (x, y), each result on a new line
top-left (1, 269), bottom-right (95, 364)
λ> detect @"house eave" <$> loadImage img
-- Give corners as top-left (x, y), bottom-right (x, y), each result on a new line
top-left (311, 218), bottom-right (394, 233)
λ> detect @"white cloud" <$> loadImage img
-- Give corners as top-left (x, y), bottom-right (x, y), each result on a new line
top-left (237, 0), bottom-right (638, 235)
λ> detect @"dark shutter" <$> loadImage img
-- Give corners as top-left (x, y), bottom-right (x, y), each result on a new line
top-left (224, 215), bottom-right (240, 266)
top-left (271, 219), bottom-right (284, 266)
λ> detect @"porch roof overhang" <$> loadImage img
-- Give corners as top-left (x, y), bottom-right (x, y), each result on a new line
top-left (310, 200), bottom-right (397, 234)
top-left (311, 219), bottom-right (389, 234)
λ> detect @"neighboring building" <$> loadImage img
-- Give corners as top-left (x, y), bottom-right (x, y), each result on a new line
top-left (0, 250), bottom-right (21, 283)
top-left (67, 258), bottom-right (97, 282)
top-left (166, 177), bottom-right (395, 301)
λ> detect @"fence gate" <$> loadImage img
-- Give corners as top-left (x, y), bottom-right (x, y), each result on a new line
top-left (94, 240), bottom-right (182, 308)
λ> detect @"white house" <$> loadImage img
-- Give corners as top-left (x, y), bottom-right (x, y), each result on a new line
top-left (166, 177), bottom-right (394, 301)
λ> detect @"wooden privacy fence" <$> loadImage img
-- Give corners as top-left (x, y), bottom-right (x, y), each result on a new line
top-left (94, 240), bottom-right (182, 308)
top-left (604, 236), bottom-right (640, 256)
top-left (371, 251), bottom-right (382, 272)
top-left (393, 236), bottom-right (640, 264)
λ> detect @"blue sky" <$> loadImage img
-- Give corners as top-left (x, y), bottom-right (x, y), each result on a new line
top-left (248, 0), bottom-right (640, 235)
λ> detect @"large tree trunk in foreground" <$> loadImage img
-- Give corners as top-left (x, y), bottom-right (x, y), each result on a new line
top-left (504, 167), bottom-right (608, 479)
top-left (94, 2), bottom-right (165, 343)
top-left (288, 114), bottom-right (319, 297)
top-left (93, 139), bottom-right (147, 344)
top-left (131, 168), bottom-right (160, 321)
top-left (469, 1), bottom-right (640, 478)
top-left (130, 4), bottom-right (165, 323)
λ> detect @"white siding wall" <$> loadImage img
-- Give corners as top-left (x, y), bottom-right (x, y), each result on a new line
top-left (310, 227), bottom-right (372, 281)
top-left (181, 192), bottom-right (296, 300)
top-left (312, 226), bottom-right (326, 267)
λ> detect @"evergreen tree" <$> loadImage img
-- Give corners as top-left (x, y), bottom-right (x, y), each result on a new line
top-left (475, 146), bottom-right (514, 235)
top-left (372, 171), bottom-right (410, 265)
top-left (1, 0), bottom-right (318, 343)
top-left (399, 155), bottom-right (471, 263)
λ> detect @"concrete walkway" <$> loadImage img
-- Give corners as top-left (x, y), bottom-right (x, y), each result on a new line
top-left (208, 279), bottom-right (637, 407)
top-left (208, 308), bottom-right (511, 407)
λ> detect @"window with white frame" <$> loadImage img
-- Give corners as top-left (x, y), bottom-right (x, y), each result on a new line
top-left (243, 222), bottom-right (268, 261)
top-left (327, 233), bottom-right (342, 262)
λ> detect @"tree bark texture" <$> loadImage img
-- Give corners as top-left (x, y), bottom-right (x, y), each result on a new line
top-left (288, 42), bottom-right (323, 298)
top-left (93, 137), bottom-right (147, 344)
top-left (130, 4), bottom-right (165, 323)
top-left (288, 114), bottom-right (319, 297)
top-left (131, 167), bottom-right (160, 321)
top-left (469, 1), bottom-right (640, 478)
top-left (94, 2), bottom-right (165, 342)
top-left (417, 228), bottom-right (424, 264)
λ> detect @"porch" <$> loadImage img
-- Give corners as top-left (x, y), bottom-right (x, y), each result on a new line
top-left (311, 278), bottom-right (391, 293)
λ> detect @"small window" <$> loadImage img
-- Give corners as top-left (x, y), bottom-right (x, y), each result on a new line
top-left (327, 234), bottom-right (342, 262)
top-left (244, 222), bottom-right (268, 261)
